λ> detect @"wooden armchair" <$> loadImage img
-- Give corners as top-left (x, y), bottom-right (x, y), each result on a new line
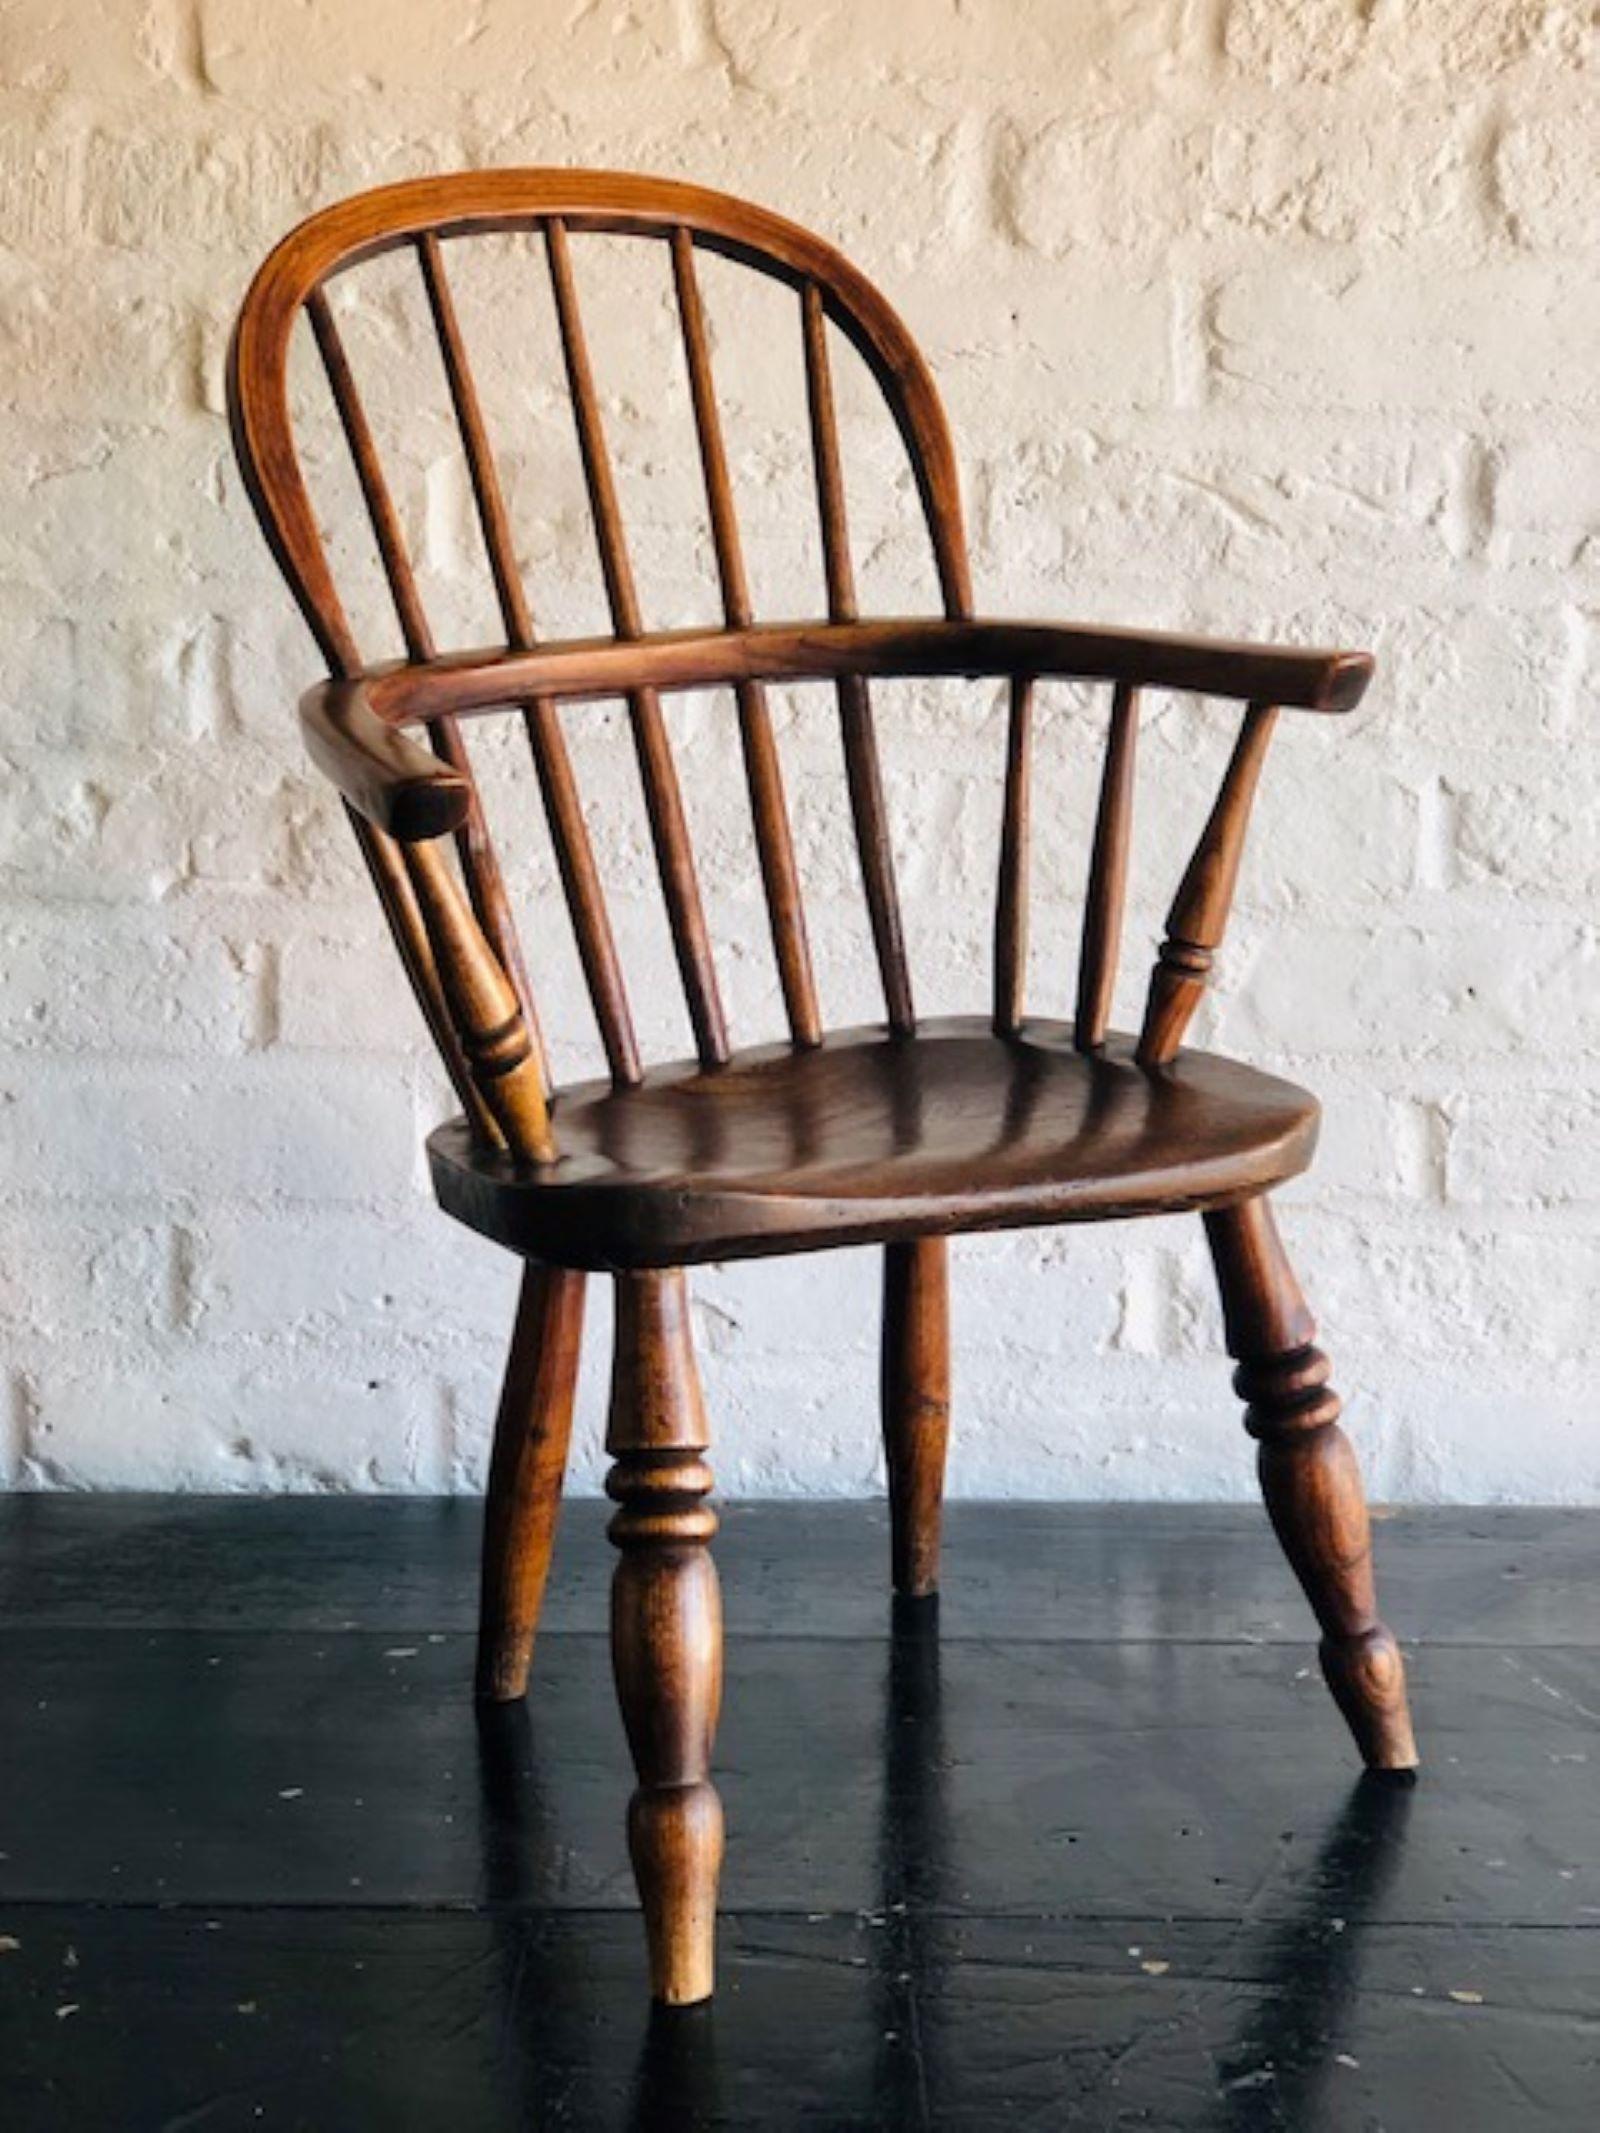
top-left (228, 170), bottom-right (1416, 2006)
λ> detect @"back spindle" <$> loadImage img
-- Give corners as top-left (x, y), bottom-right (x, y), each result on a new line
top-left (671, 227), bottom-right (821, 1049)
top-left (307, 280), bottom-right (542, 1073)
top-left (545, 217), bottom-right (729, 1072)
top-left (992, 675), bottom-right (1034, 1036)
top-left (802, 279), bottom-right (915, 1038)
top-left (417, 232), bottom-right (641, 1089)
top-left (1136, 700), bottom-right (1280, 1067)
top-left (1075, 681), bottom-right (1139, 1052)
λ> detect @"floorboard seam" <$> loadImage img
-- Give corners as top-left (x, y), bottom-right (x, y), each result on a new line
top-left (3, 1897), bottom-right (1595, 1930)
top-left (6, 1628), bottom-right (1596, 1649)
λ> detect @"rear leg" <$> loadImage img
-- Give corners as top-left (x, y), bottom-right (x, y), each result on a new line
top-left (475, 1262), bottom-right (586, 1702)
top-left (881, 1237), bottom-right (951, 1600)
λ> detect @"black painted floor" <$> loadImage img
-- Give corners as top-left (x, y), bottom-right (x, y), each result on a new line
top-left (1, 1498), bottom-right (1596, 2129)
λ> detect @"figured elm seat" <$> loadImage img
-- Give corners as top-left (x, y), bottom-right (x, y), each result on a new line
top-left (429, 1020), bottom-right (1321, 1269)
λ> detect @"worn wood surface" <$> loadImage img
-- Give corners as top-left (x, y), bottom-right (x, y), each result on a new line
top-left (606, 1271), bottom-right (724, 2004)
top-left (4, 1498), bottom-right (1595, 2131)
top-left (403, 838), bottom-right (553, 1162)
top-left (475, 1264), bottom-right (587, 1702)
top-left (226, 169), bottom-right (1391, 2006)
top-left (880, 1237), bottom-right (951, 1599)
top-left (1206, 1196), bottom-right (1418, 1772)
top-left (1075, 680), bottom-right (1139, 1051)
top-left (1138, 701), bottom-right (1283, 1069)
top-left (428, 1020), bottom-right (1320, 1268)
top-left (672, 225), bottom-right (821, 1051)
top-left (991, 674), bottom-right (1034, 1036)
top-left (299, 618), bottom-right (1368, 842)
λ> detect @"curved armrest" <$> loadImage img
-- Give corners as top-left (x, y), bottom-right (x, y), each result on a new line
top-left (299, 615), bottom-right (1372, 841)
top-left (337, 617), bottom-right (1373, 729)
top-left (300, 676), bottom-right (472, 842)
top-left (958, 619), bottom-right (1373, 714)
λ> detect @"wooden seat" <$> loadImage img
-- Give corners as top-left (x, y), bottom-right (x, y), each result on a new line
top-left (228, 167), bottom-right (1418, 2010)
top-left (429, 1020), bottom-right (1320, 1269)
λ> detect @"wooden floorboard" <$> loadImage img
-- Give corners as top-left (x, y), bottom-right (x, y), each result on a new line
top-left (2, 1498), bottom-right (1596, 2127)
top-left (1, 1496), bottom-right (1596, 1644)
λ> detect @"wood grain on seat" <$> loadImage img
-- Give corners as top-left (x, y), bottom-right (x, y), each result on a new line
top-left (428, 1018), bottom-right (1319, 1269)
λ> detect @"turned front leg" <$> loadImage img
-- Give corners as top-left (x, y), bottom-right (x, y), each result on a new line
top-left (1205, 1198), bottom-right (1418, 1773)
top-left (606, 1270), bottom-right (724, 2005)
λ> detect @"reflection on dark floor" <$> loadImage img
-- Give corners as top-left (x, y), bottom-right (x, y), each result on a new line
top-left (2, 1497), bottom-right (1596, 2128)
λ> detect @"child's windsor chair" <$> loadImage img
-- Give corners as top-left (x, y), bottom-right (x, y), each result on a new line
top-left (228, 170), bottom-right (1417, 2006)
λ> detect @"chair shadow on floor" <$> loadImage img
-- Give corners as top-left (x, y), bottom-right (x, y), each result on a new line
top-left (469, 1623), bottom-right (1413, 2130)
top-left (1211, 1770), bottom-right (1416, 2133)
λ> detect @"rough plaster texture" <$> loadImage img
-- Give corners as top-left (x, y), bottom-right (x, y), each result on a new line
top-left (2, 0), bottom-right (1597, 1502)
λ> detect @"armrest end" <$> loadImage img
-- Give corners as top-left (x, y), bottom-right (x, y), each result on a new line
top-left (300, 677), bottom-right (472, 842)
top-left (1322, 650), bottom-right (1375, 714)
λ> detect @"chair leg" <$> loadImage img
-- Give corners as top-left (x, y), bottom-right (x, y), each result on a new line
top-left (606, 1269), bottom-right (724, 2006)
top-left (1204, 1197), bottom-right (1418, 1773)
top-left (881, 1237), bottom-right (951, 1599)
top-left (475, 1262), bottom-right (587, 1703)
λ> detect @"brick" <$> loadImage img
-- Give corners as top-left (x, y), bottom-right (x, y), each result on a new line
top-left (1494, 116), bottom-right (1600, 250)
top-left (1451, 762), bottom-right (1600, 898)
top-left (196, 0), bottom-right (680, 102)
top-left (1000, 115), bottom-right (1196, 257)
top-left (1211, 264), bottom-right (1600, 414)
top-left (706, 0), bottom-right (1191, 101)
top-left (1227, 919), bottom-right (1593, 1059)
top-left (186, 1206), bottom-right (515, 1347)
top-left (0, 910), bottom-right (257, 1052)
top-left (0, 127), bottom-right (76, 249)
top-left (0, 270), bottom-right (192, 425)
top-left (80, 126), bottom-right (333, 251)
top-left (1278, 1084), bottom-right (1437, 1205)
top-left (1445, 1091), bottom-right (1600, 1206)
top-left (0, 607), bottom-right (235, 751)
top-left (1407, 2), bottom-right (1600, 79)
top-left (26, 1365), bottom-right (447, 1491)
top-left (1206, 108), bottom-right (1478, 244)
top-left (1382, 1381), bottom-right (1599, 1502)
top-left (1300, 1220), bottom-right (1600, 1373)
top-left (1490, 442), bottom-right (1600, 574)
top-left (1222, 0), bottom-right (1376, 86)
top-left (1225, 0), bottom-right (1600, 86)
top-left (277, 927), bottom-right (428, 1051)
top-left (0, 1212), bottom-right (175, 1345)
top-left (0, 1376), bottom-right (25, 1489)
top-left (0, 1), bottom-right (192, 95)
top-left (0, 1059), bottom-right (420, 1204)
top-left (971, 270), bottom-right (1173, 412)
top-left (1377, 604), bottom-right (1587, 743)
top-left (1244, 750), bottom-right (1422, 907)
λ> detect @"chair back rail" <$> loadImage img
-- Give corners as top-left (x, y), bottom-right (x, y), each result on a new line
top-left (230, 171), bottom-right (1355, 1164)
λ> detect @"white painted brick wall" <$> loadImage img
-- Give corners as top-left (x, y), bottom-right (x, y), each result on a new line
top-left (2, 0), bottom-right (1596, 1501)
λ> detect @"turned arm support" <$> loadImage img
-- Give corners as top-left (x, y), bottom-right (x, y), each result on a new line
top-left (1136, 700), bottom-right (1281, 1067)
top-left (403, 839), bottom-right (554, 1164)
top-left (298, 679), bottom-right (551, 1163)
